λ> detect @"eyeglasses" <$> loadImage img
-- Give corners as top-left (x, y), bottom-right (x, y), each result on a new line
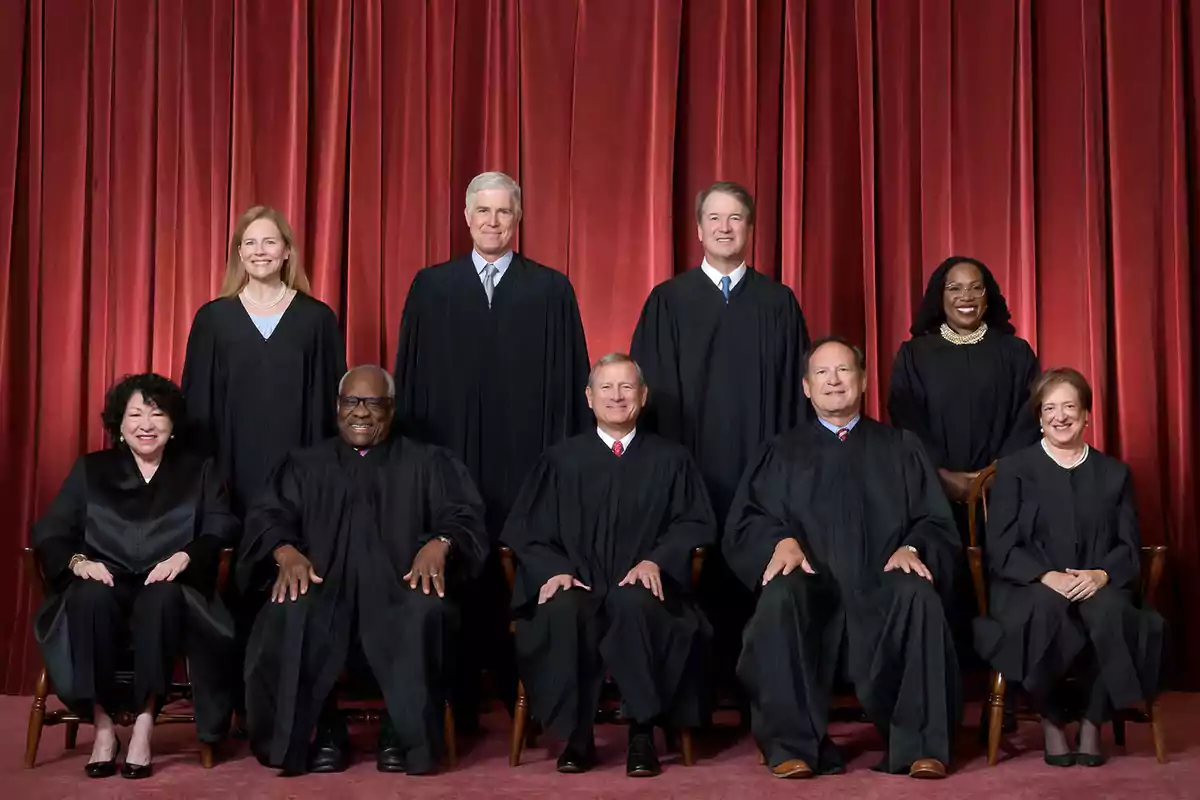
top-left (944, 283), bottom-right (987, 298)
top-left (338, 395), bottom-right (393, 412)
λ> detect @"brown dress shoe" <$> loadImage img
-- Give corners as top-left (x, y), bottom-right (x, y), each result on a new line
top-left (771, 759), bottom-right (815, 779)
top-left (909, 758), bottom-right (947, 779)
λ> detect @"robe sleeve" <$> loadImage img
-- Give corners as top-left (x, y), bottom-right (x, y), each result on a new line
top-left (786, 291), bottom-right (812, 422)
top-left (984, 460), bottom-right (1050, 585)
top-left (421, 447), bottom-right (489, 581)
top-left (31, 458), bottom-right (88, 590)
top-left (394, 270), bottom-right (429, 439)
top-left (550, 278), bottom-right (592, 440)
top-left (311, 302), bottom-right (348, 443)
top-left (629, 288), bottom-right (682, 440)
top-left (1099, 465), bottom-right (1142, 589)
top-left (181, 304), bottom-right (219, 456)
top-left (997, 339), bottom-right (1042, 458)
top-left (237, 454), bottom-right (306, 592)
top-left (898, 431), bottom-right (962, 580)
top-left (723, 441), bottom-right (805, 591)
top-left (500, 458), bottom-right (579, 608)
top-left (646, 454), bottom-right (718, 588)
top-left (182, 458), bottom-right (241, 589)
top-left (887, 342), bottom-right (947, 467)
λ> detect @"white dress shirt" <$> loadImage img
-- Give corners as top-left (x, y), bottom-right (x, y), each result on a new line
top-left (700, 258), bottom-right (747, 291)
top-left (472, 249), bottom-right (514, 287)
top-left (597, 426), bottom-right (636, 453)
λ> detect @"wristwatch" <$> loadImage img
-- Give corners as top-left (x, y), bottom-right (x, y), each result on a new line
top-left (436, 535), bottom-right (454, 552)
top-left (68, 553), bottom-right (88, 571)
top-left (903, 545), bottom-right (918, 555)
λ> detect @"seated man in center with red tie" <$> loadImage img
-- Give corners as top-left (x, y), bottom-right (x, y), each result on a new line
top-left (726, 336), bottom-right (962, 780)
top-left (502, 353), bottom-right (717, 777)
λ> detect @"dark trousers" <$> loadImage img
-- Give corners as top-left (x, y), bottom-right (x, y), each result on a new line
top-left (65, 577), bottom-right (187, 716)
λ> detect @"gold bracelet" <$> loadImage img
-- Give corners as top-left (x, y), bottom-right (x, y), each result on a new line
top-left (68, 554), bottom-right (87, 571)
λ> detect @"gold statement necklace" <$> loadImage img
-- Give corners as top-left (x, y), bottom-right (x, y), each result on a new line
top-left (939, 321), bottom-right (988, 345)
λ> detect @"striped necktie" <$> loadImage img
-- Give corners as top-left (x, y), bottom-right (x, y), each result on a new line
top-left (837, 428), bottom-right (849, 442)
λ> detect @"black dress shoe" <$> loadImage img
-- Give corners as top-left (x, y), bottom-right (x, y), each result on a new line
top-left (85, 739), bottom-right (120, 778)
top-left (556, 744), bottom-right (597, 773)
top-left (120, 760), bottom-right (153, 780)
top-left (308, 726), bottom-right (350, 774)
top-left (626, 733), bottom-right (661, 778)
top-left (377, 746), bottom-right (406, 772)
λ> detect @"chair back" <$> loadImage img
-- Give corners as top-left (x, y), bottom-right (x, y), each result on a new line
top-left (965, 465), bottom-right (998, 615)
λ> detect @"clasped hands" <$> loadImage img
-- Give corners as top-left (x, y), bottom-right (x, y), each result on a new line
top-left (537, 559), bottom-right (665, 604)
top-left (271, 538), bottom-right (453, 603)
top-left (760, 538), bottom-right (933, 585)
top-left (71, 552), bottom-right (191, 587)
top-left (1040, 568), bottom-right (1108, 601)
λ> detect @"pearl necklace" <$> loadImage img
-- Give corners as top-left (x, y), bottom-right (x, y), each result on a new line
top-left (939, 321), bottom-right (988, 345)
top-left (241, 283), bottom-right (288, 308)
top-left (1041, 438), bottom-right (1090, 470)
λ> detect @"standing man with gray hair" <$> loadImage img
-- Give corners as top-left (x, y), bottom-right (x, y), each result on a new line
top-left (394, 171), bottom-right (591, 729)
top-left (630, 180), bottom-right (810, 719)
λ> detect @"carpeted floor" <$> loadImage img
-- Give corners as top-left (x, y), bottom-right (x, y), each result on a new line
top-left (6, 693), bottom-right (1197, 799)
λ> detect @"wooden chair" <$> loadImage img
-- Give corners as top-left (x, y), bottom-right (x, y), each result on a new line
top-left (499, 545), bottom-right (705, 768)
top-left (965, 465), bottom-right (1168, 765)
top-left (22, 546), bottom-right (234, 769)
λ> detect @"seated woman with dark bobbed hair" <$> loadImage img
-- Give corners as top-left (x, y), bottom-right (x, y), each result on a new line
top-left (32, 373), bottom-right (238, 780)
top-left (974, 368), bottom-right (1165, 767)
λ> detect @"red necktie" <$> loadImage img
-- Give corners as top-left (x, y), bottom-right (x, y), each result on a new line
top-left (837, 428), bottom-right (849, 442)
top-left (612, 440), bottom-right (624, 457)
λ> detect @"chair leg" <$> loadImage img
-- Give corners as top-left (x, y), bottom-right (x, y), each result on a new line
top-left (509, 680), bottom-right (529, 767)
top-left (757, 748), bottom-right (766, 765)
top-left (64, 721), bottom-right (79, 749)
top-left (1113, 717), bottom-right (1126, 747)
top-left (986, 671), bottom-right (1007, 767)
top-left (199, 742), bottom-right (214, 769)
top-left (443, 701), bottom-right (457, 770)
top-left (1148, 699), bottom-right (1167, 764)
top-left (24, 668), bottom-right (50, 769)
top-left (680, 728), bottom-right (694, 766)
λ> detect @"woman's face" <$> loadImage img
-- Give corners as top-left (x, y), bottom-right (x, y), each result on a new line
top-left (238, 217), bottom-right (289, 283)
top-left (1039, 382), bottom-right (1089, 448)
top-left (120, 392), bottom-right (173, 461)
top-left (942, 261), bottom-right (988, 333)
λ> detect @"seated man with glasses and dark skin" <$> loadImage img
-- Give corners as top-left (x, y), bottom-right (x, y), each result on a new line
top-left (239, 365), bottom-right (489, 776)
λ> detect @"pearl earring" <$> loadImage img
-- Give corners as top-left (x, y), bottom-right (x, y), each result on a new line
top-left (119, 435), bottom-right (125, 443)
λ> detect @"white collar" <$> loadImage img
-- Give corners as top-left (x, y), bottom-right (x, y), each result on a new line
top-left (1041, 438), bottom-right (1090, 470)
top-left (700, 258), bottom-right (747, 290)
top-left (597, 426), bottom-right (636, 451)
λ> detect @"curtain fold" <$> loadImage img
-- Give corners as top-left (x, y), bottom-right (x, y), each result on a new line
top-left (1, 0), bottom-right (1196, 691)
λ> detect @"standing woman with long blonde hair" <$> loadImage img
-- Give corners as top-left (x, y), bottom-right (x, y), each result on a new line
top-left (181, 206), bottom-right (346, 728)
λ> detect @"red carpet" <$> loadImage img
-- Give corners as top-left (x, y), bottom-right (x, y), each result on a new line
top-left (7, 694), bottom-right (1198, 798)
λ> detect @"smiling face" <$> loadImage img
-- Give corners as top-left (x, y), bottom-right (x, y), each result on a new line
top-left (120, 392), bottom-right (173, 461)
top-left (1039, 381), bottom-right (1089, 449)
top-left (586, 360), bottom-right (648, 430)
top-left (465, 188), bottom-right (518, 259)
top-left (802, 341), bottom-right (866, 421)
top-left (942, 261), bottom-right (988, 334)
top-left (337, 369), bottom-right (395, 448)
top-left (238, 217), bottom-right (290, 283)
top-left (696, 190), bottom-right (750, 267)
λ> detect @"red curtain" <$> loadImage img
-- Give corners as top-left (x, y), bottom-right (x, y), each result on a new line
top-left (1, 0), bottom-right (1196, 691)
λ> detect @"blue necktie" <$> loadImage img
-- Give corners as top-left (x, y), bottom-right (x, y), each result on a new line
top-left (720, 275), bottom-right (731, 304)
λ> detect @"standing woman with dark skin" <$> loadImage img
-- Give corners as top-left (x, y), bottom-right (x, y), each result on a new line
top-left (888, 255), bottom-right (1041, 532)
top-left (181, 206), bottom-right (346, 729)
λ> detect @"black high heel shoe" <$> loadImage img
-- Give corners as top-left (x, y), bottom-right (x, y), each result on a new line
top-left (85, 738), bottom-right (121, 778)
top-left (1043, 740), bottom-right (1076, 768)
top-left (121, 758), bottom-right (153, 780)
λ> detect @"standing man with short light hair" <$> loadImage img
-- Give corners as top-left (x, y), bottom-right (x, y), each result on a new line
top-left (395, 171), bottom-right (591, 729)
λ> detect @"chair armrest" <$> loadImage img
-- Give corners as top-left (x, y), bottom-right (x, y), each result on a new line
top-left (690, 547), bottom-right (707, 590)
top-left (967, 545), bottom-right (988, 615)
top-left (499, 546), bottom-right (516, 591)
top-left (1140, 545), bottom-right (1168, 607)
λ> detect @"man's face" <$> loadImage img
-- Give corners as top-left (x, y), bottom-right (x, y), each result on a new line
top-left (802, 342), bottom-right (866, 420)
top-left (585, 361), bottom-right (648, 429)
top-left (695, 191), bottom-right (750, 264)
top-left (337, 369), bottom-right (395, 447)
top-left (464, 188), bottom-right (518, 258)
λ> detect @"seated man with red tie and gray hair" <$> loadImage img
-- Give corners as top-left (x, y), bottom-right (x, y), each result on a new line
top-left (501, 353), bottom-right (717, 777)
top-left (725, 336), bottom-right (963, 780)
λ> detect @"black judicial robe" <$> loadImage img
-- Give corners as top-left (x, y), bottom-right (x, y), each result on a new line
top-left (31, 447), bottom-right (238, 739)
top-left (973, 445), bottom-right (1164, 718)
top-left (182, 293), bottom-right (346, 515)
top-left (725, 418), bottom-right (962, 772)
top-left (887, 330), bottom-right (1040, 475)
top-left (239, 436), bottom-right (488, 774)
top-left (394, 253), bottom-right (591, 535)
top-left (630, 266), bottom-right (809, 520)
top-left (502, 432), bottom-right (717, 736)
